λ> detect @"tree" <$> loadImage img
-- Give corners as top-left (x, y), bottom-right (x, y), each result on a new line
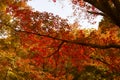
top-left (0, 0), bottom-right (120, 79)
top-left (71, 0), bottom-right (120, 27)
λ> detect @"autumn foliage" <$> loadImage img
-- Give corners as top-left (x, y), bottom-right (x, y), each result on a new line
top-left (0, 0), bottom-right (120, 80)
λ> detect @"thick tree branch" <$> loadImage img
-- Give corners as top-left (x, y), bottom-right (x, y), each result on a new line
top-left (84, 0), bottom-right (120, 27)
top-left (16, 30), bottom-right (120, 49)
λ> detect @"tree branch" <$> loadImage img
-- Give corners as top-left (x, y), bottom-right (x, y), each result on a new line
top-left (90, 56), bottom-right (110, 66)
top-left (84, 0), bottom-right (120, 27)
top-left (16, 30), bottom-right (120, 49)
top-left (46, 41), bottom-right (64, 58)
top-left (87, 11), bottom-right (105, 16)
top-left (111, 0), bottom-right (120, 12)
top-left (90, 56), bottom-right (120, 72)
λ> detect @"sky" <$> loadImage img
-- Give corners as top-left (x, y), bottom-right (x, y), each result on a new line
top-left (27, 0), bottom-right (103, 29)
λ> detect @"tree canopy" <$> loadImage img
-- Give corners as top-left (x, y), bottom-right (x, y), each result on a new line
top-left (0, 0), bottom-right (120, 79)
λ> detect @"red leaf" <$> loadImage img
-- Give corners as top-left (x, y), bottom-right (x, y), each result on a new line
top-left (52, 0), bottom-right (56, 2)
